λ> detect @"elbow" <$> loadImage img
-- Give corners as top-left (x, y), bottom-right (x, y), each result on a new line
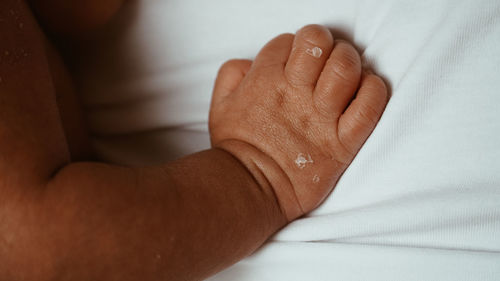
top-left (0, 187), bottom-right (58, 281)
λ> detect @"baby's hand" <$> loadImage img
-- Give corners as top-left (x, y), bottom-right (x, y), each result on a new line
top-left (209, 25), bottom-right (388, 221)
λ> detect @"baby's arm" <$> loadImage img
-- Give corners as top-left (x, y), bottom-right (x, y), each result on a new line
top-left (0, 2), bottom-right (282, 280)
top-left (38, 152), bottom-right (286, 281)
top-left (0, 1), bottom-right (387, 281)
top-left (28, 0), bottom-right (125, 36)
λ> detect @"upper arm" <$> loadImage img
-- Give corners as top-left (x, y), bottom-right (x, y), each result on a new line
top-left (0, 2), bottom-right (76, 279)
top-left (0, 0), bottom-right (70, 187)
top-left (28, 0), bottom-right (125, 37)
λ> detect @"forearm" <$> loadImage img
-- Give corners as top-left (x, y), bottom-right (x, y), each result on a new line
top-left (14, 149), bottom-right (286, 281)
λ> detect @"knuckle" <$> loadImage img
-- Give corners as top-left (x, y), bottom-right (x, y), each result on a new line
top-left (219, 59), bottom-right (239, 73)
top-left (363, 74), bottom-right (388, 94)
top-left (332, 44), bottom-right (361, 81)
top-left (297, 24), bottom-right (332, 45)
top-left (355, 102), bottom-right (380, 126)
top-left (334, 42), bottom-right (361, 72)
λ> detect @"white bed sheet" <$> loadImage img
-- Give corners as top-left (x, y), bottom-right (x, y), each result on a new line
top-left (74, 0), bottom-right (500, 280)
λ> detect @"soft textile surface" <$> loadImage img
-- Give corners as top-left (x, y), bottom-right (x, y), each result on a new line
top-left (74, 0), bottom-right (500, 280)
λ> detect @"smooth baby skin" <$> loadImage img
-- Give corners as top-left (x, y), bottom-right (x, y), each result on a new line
top-left (0, 1), bottom-right (387, 281)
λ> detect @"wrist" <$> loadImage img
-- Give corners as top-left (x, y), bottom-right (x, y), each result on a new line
top-left (215, 139), bottom-right (303, 222)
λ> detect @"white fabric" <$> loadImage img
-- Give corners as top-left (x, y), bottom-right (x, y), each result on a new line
top-left (75, 0), bottom-right (500, 280)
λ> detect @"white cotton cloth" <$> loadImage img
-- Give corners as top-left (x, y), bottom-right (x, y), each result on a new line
top-left (74, 0), bottom-right (500, 280)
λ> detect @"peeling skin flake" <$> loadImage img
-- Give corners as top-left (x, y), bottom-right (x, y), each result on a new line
top-left (305, 46), bottom-right (323, 58)
top-left (313, 175), bottom-right (320, 183)
top-left (295, 153), bottom-right (313, 169)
